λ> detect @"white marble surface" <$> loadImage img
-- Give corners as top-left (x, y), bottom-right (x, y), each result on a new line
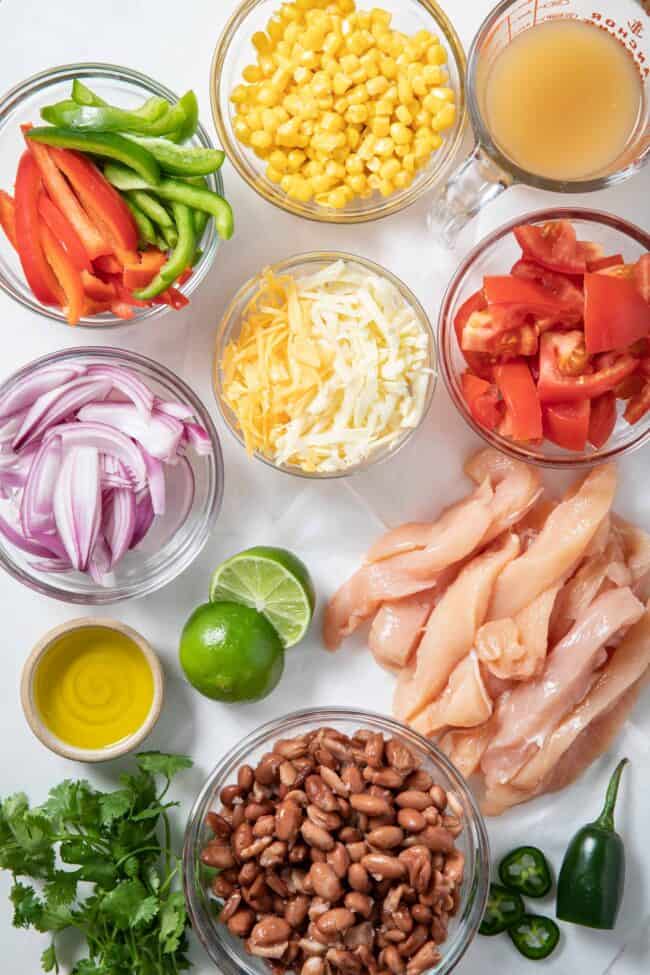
top-left (0, 0), bottom-right (649, 972)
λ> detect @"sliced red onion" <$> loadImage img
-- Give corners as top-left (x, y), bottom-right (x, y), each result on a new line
top-left (101, 455), bottom-right (134, 490)
top-left (20, 436), bottom-right (62, 537)
top-left (154, 397), bottom-right (194, 421)
top-left (0, 410), bottom-right (28, 447)
top-left (48, 423), bottom-right (147, 490)
top-left (130, 491), bottom-right (155, 549)
top-left (88, 533), bottom-right (112, 585)
top-left (14, 378), bottom-right (112, 449)
top-left (53, 446), bottom-right (102, 571)
top-left (28, 556), bottom-right (72, 574)
top-left (0, 511), bottom-right (66, 558)
top-left (0, 364), bottom-right (87, 420)
top-left (142, 448), bottom-right (166, 515)
top-left (87, 365), bottom-right (154, 418)
top-left (175, 455), bottom-right (195, 530)
top-left (104, 486), bottom-right (136, 567)
top-left (183, 421), bottom-right (213, 456)
top-left (77, 403), bottom-right (183, 461)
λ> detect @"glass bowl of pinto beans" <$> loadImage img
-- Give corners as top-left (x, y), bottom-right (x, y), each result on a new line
top-left (438, 208), bottom-right (650, 469)
top-left (183, 707), bottom-right (489, 975)
top-left (210, 0), bottom-right (466, 223)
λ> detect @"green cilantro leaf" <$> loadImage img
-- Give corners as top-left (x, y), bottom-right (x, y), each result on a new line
top-left (159, 891), bottom-right (187, 954)
top-left (136, 752), bottom-right (193, 782)
top-left (40, 780), bottom-right (99, 827)
top-left (10, 881), bottom-right (43, 928)
top-left (41, 943), bottom-right (58, 973)
top-left (131, 894), bottom-right (160, 928)
top-left (100, 879), bottom-right (148, 930)
top-left (44, 870), bottom-right (79, 907)
top-left (98, 789), bottom-right (132, 826)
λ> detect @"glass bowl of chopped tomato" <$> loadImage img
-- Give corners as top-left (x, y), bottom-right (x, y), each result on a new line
top-left (0, 63), bottom-right (222, 327)
top-left (439, 208), bottom-right (650, 468)
top-left (213, 251), bottom-right (437, 478)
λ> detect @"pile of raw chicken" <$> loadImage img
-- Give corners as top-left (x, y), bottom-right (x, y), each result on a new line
top-left (324, 449), bottom-right (650, 815)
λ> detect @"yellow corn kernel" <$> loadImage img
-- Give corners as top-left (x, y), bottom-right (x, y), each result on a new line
top-left (268, 149), bottom-right (288, 172)
top-left (311, 76), bottom-right (332, 99)
top-left (415, 29), bottom-right (435, 46)
top-left (347, 172), bottom-right (368, 194)
top-left (337, 0), bottom-right (355, 12)
top-left (374, 136), bottom-right (394, 156)
top-left (414, 108), bottom-right (432, 128)
top-left (284, 22), bottom-right (301, 45)
top-left (327, 186), bottom-right (349, 208)
top-left (345, 153), bottom-right (364, 174)
top-left (427, 42), bottom-right (448, 65)
top-left (378, 178), bottom-right (394, 197)
top-left (347, 84), bottom-right (368, 105)
top-left (332, 72), bottom-right (352, 95)
top-left (366, 74), bottom-right (389, 97)
top-left (246, 109), bottom-right (263, 130)
top-left (412, 75), bottom-right (428, 97)
top-left (366, 155), bottom-right (381, 173)
top-left (371, 116), bottom-right (390, 137)
top-left (367, 173), bottom-right (381, 189)
top-left (250, 129), bottom-right (273, 150)
top-left (376, 31), bottom-right (394, 54)
top-left (325, 160), bottom-right (346, 180)
top-left (395, 104), bottom-right (413, 125)
top-left (323, 31), bottom-right (342, 56)
top-left (312, 131), bottom-right (346, 153)
top-left (345, 103), bottom-right (368, 125)
top-left (397, 77), bottom-right (413, 103)
top-left (403, 152), bottom-right (416, 172)
top-left (430, 85), bottom-right (454, 103)
top-left (252, 31), bottom-right (271, 54)
top-left (347, 30), bottom-right (372, 56)
top-left (243, 65), bottom-right (263, 84)
top-left (280, 173), bottom-right (293, 193)
top-left (266, 164), bottom-right (283, 183)
top-left (413, 136), bottom-right (437, 159)
top-left (286, 176), bottom-right (314, 202)
top-left (293, 66), bottom-right (313, 85)
top-left (258, 54), bottom-right (275, 76)
top-left (303, 159), bottom-right (321, 177)
top-left (379, 157), bottom-right (401, 181)
top-left (423, 64), bottom-right (443, 86)
top-left (298, 50), bottom-right (320, 70)
top-left (389, 122), bottom-right (411, 145)
top-left (287, 149), bottom-right (307, 171)
top-left (339, 53), bottom-right (359, 74)
top-left (360, 47), bottom-right (380, 66)
top-left (432, 103), bottom-right (456, 131)
top-left (321, 111), bottom-right (344, 132)
top-left (230, 84), bottom-right (249, 105)
top-left (362, 60), bottom-right (380, 80)
top-left (276, 120), bottom-right (299, 146)
top-left (374, 98), bottom-right (395, 116)
top-left (394, 144), bottom-right (408, 158)
top-left (349, 66), bottom-right (368, 85)
top-left (311, 172), bottom-right (336, 194)
top-left (275, 40), bottom-right (291, 59)
top-left (377, 55), bottom-right (396, 80)
top-left (233, 117), bottom-right (251, 145)
top-left (261, 108), bottom-right (279, 132)
top-left (332, 95), bottom-right (348, 114)
top-left (346, 126), bottom-right (361, 149)
top-left (358, 133), bottom-right (376, 159)
top-left (394, 169), bottom-right (414, 190)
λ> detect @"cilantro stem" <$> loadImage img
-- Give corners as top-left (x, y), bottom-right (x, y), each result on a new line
top-left (113, 845), bottom-right (162, 870)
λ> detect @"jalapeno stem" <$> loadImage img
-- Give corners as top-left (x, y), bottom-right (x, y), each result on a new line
top-left (596, 757), bottom-right (628, 832)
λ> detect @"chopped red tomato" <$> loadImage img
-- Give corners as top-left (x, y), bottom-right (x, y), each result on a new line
top-left (494, 360), bottom-right (542, 441)
top-left (624, 372), bottom-right (650, 424)
top-left (577, 241), bottom-right (604, 266)
top-left (80, 270), bottom-right (116, 302)
top-left (584, 273), bottom-right (650, 353)
top-left (587, 253), bottom-right (623, 273)
top-left (514, 220), bottom-right (585, 274)
top-left (543, 400), bottom-right (591, 451)
top-left (38, 194), bottom-right (92, 272)
top-left (462, 309), bottom-right (538, 357)
top-left (633, 254), bottom-right (650, 303)
top-left (511, 259), bottom-right (584, 318)
top-left (461, 372), bottom-right (503, 431)
top-left (14, 152), bottom-right (62, 305)
top-left (615, 373), bottom-right (645, 400)
top-left (0, 190), bottom-right (18, 250)
top-left (596, 263), bottom-right (635, 281)
top-left (483, 274), bottom-right (568, 310)
top-left (40, 220), bottom-right (84, 325)
top-left (588, 392), bottom-right (617, 448)
top-left (123, 249), bottom-right (167, 290)
top-left (538, 331), bottom-right (638, 402)
top-left (48, 148), bottom-right (138, 254)
top-left (454, 290), bottom-right (493, 378)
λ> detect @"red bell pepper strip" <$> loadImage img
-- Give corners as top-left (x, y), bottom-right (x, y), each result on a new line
top-left (584, 272), bottom-right (650, 354)
top-left (154, 285), bottom-right (189, 309)
top-left (110, 300), bottom-right (136, 320)
top-left (93, 254), bottom-right (123, 275)
top-left (25, 135), bottom-right (110, 260)
top-left (47, 147), bottom-right (138, 253)
top-left (114, 282), bottom-right (150, 308)
top-left (40, 220), bottom-right (84, 324)
top-left (494, 360), bottom-right (542, 441)
top-left (461, 372), bottom-right (503, 431)
top-left (14, 152), bottom-right (63, 305)
top-left (624, 379), bottom-right (650, 424)
top-left (122, 249), bottom-right (167, 290)
top-left (633, 254), bottom-right (650, 303)
top-left (543, 400), bottom-right (591, 451)
top-left (38, 193), bottom-right (92, 272)
top-left (588, 392), bottom-right (617, 448)
top-left (537, 332), bottom-right (638, 402)
top-left (80, 270), bottom-right (117, 301)
top-left (0, 190), bottom-right (18, 250)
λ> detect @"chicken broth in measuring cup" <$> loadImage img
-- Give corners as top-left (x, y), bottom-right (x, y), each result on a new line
top-left (482, 19), bottom-right (643, 181)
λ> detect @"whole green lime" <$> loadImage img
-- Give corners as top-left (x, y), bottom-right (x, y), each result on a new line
top-left (179, 601), bottom-right (284, 702)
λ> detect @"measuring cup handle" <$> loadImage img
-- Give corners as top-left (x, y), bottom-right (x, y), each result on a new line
top-left (429, 143), bottom-right (512, 243)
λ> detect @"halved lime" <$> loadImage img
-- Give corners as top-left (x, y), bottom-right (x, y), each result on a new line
top-left (209, 546), bottom-right (315, 648)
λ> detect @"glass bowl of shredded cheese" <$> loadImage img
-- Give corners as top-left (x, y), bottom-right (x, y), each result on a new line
top-left (214, 252), bottom-right (436, 477)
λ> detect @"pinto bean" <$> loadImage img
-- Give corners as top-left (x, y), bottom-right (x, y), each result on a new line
top-left (361, 854), bottom-right (406, 880)
top-left (395, 791), bottom-right (432, 811)
top-left (349, 794), bottom-right (392, 817)
top-left (367, 826), bottom-right (404, 850)
top-left (316, 908), bottom-right (356, 936)
top-left (311, 862), bottom-right (344, 901)
top-left (301, 819), bottom-right (336, 852)
top-left (227, 908), bottom-right (255, 937)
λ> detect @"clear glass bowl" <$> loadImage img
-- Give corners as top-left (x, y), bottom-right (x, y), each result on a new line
top-left (213, 252), bottom-right (437, 478)
top-left (439, 207), bottom-right (650, 468)
top-left (0, 347), bottom-right (224, 603)
top-left (0, 62), bottom-right (222, 327)
top-left (183, 707), bottom-right (490, 975)
top-left (210, 0), bottom-right (466, 223)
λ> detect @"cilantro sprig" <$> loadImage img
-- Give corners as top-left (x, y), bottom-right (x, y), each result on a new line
top-left (0, 751), bottom-right (193, 974)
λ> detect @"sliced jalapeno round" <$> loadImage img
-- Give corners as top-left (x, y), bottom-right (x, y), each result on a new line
top-left (508, 913), bottom-right (560, 960)
top-left (479, 882), bottom-right (525, 936)
top-left (499, 845), bottom-right (553, 898)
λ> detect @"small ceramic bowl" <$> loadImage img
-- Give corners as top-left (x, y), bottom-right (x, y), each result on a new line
top-left (21, 617), bottom-right (164, 762)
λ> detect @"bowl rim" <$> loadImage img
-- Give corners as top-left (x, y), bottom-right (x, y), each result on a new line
top-left (213, 249), bottom-right (438, 478)
top-left (183, 706), bottom-right (490, 975)
top-left (0, 61), bottom-right (222, 328)
top-left (210, 0), bottom-right (467, 224)
top-left (20, 617), bottom-right (164, 762)
top-left (0, 345), bottom-right (224, 603)
top-left (438, 205), bottom-right (650, 469)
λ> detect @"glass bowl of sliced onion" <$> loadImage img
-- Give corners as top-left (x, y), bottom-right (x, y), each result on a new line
top-left (214, 252), bottom-right (437, 478)
top-left (0, 347), bottom-right (223, 603)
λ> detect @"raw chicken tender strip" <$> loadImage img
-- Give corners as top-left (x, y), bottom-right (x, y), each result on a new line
top-left (394, 533), bottom-right (520, 722)
top-left (439, 717), bottom-right (499, 779)
top-left (366, 449), bottom-right (541, 563)
top-left (411, 651), bottom-right (493, 735)
top-left (368, 589), bottom-right (437, 671)
top-left (323, 479), bottom-right (494, 650)
top-left (481, 586), bottom-right (645, 788)
top-left (612, 515), bottom-right (650, 586)
top-left (476, 583), bottom-right (562, 681)
top-left (487, 464), bottom-right (617, 621)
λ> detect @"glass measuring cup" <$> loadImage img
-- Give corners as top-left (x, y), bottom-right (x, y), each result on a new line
top-left (432, 0), bottom-right (650, 240)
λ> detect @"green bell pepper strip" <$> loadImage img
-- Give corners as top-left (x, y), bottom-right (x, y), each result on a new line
top-left (556, 758), bottom-right (628, 930)
top-left (27, 127), bottom-right (160, 184)
top-left (194, 207), bottom-right (209, 241)
top-left (124, 190), bottom-right (178, 247)
top-left (499, 847), bottom-right (553, 898)
top-left (134, 202), bottom-right (195, 300)
top-left (479, 883), bottom-right (525, 936)
top-left (169, 90), bottom-right (199, 143)
top-left (71, 79), bottom-right (107, 107)
top-left (41, 96), bottom-right (170, 133)
top-left (119, 134), bottom-right (225, 176)
top-left (124, 197), bottom-right (158, 247)
top-left (103, 163), bottom-right (234, 240)
top-left (508, 915), bottom-right (560, 960)
top-left (136, 94), bottom-right (195, 137)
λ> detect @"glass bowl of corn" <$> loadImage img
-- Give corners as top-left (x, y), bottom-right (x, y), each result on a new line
top-left (211, 0), bottom-right (466, 223)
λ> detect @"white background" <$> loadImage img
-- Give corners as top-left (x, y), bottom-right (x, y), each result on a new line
top-left (1, 0), bottom-right (649, 972)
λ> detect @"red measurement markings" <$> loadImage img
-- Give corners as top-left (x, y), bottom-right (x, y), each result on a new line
top-left (589, 11), bottom-right (649, 78)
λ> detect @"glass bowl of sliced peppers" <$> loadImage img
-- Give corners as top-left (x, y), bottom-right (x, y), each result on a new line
top-left (439, 208), bottom-right (650, 468)
top-left (0, 62), bottom-right (233, 327)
